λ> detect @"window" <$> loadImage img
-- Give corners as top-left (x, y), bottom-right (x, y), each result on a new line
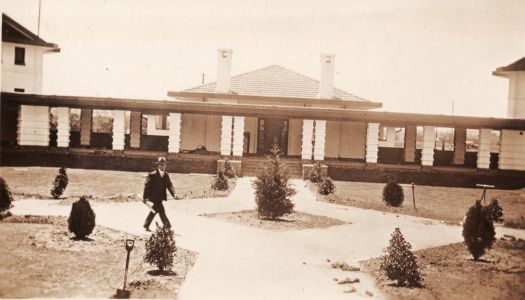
top-left (14, 88), bottom-right (25, 93)
top-left (155, 115), bottom-right (168, 130)
top-left (15, 47), bottom-right (25, 65)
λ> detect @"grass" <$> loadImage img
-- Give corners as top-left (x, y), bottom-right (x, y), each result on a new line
top-left (309, 180), bottom-right (525, 226)
top-left (0, 167), bottom-right (235, 201)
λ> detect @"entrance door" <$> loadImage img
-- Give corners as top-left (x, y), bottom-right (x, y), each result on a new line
top-left (257, 118), bottom-right (288, 155)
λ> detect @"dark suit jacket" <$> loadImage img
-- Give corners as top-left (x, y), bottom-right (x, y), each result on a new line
top-left (143, 169), bottom-right (175, 204)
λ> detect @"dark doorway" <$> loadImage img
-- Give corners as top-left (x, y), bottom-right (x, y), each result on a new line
top-left (257, 118), bottom-right (288, 155)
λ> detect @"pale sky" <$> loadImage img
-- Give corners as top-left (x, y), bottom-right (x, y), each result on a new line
top-left (2, 0), bottom-right (524, 117)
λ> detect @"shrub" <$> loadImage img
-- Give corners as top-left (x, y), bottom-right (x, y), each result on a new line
top-left (484, 198), bottom-right (503, 223)
top-left (462, 200), bottom-right (496, 260)
top-left (68, 196), bottom-right (96, 239)
top-left (310, 162), bottom-right (322, 183)
top-left (212, 170), bottom-right (229, 191)
top-left (223, 159), bottom-right (236, 178)
top-left (383, 177), bottom-right (404, 207)
top-left (0, 177), bottom-right (13, 212)
top-left (254, 150), bottom-right (295, 219)
top-left (380, 227), bottom-right (423, 287)
top-left (318, 177), bottom-right (335, 195)
top-left (144, 224), bottom-right (177, 271)
top-left (51, 167), bottom-right (69, 199)
top-left (504, 216), bottom-right (525, 229)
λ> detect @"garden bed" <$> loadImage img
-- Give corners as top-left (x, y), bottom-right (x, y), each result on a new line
top-left (0, 215), bottom-right (196, 298)
top-left (362, 239), bottom-right (525, 299)
top-left (202, 210), bottom-right (347, 231)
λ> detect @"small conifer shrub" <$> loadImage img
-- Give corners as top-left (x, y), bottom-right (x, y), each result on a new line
top-left (212, 170), bottom-right (229, 191)
top-left (68, 196), bottom-right (96, 239)
top-left (254, 149), bottom-right (295, 219)
top-left (318, 177), bottom-right (335, 195)
top-left (51, 167), bottom-right (69, 199)
top-left (310, 162), bottom-right (322, 183)
top-left (223, 159), bottom-right (236, 178)
top-left (484, 198), bottom-right (503, 223)
top-left (462, 200), bottom-right (496, 260)
top-left (380, 227), bottom-right (423, 287)
top-left (383, 177), bottom-right (404, 207)
top-left (0, 177), bottom-right (13, 212)
top-left (144, 224), bottom-right (177, 271)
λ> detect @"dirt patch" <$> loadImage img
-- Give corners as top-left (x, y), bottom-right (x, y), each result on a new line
top-left (202, 210), bottom-right (348, 231)
top-left (362, 239), bottom-right (525, 300)
top-left (0, 215), bottom-right (196, 298)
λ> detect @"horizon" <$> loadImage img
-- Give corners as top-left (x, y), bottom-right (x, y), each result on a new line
top-left (2, 0), bottom-right (524, 118)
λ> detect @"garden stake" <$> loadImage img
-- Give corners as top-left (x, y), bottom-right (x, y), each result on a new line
top-left (476, 184), bottom-right (495, 204)
top-left (411, 183), bottom-right (416, 210)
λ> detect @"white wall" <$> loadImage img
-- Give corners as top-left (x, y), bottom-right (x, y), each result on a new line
top-left (333, 121), bottom-right (367, 159)
top-left (288, 119), bottom-right (302, 156)
top-left (1, 42), bottom-right (44, 93)
top-left (507, 72), bottom-right (525, 118)
top-left (245, 116), bottom-right (258, 154)
top-left (499, 129), bottom-right (525, 170)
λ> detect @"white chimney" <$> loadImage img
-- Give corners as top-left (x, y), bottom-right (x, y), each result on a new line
top-left (217, 48), bottom-right (233, 93)
top-left (319, 54), bottom-right (335, 99)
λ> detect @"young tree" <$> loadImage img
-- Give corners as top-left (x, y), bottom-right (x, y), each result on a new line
top-left (212, 170), bottom-right (229, 191)
top-left (223, 159), bottom-right (236, 178)
top-left (68, 196), bottom-right (96, 239)
top-left (318, 177), bottom-right (335, 195)
top-left (310, 162), bottom-right (322, 183)
top-left (51, 167), bottom-right (69, 199)
top-left (380, 227), bottom-right (423, 287)
top-left (462, 200), bottom-right (496, 260)
top-left (144, 224), bottom-right (177, 272)
top-left (254, 148), bottom-right (295, 219)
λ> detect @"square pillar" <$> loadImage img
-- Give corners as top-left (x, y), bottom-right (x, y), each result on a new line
top-left (365, 123), bottom-right (379, 163)
top-left (80, 108), bottom-right (92, 146)
top-left (421, 126), bottom-right (436, 166)
top-left (232, 116), bottom-right (245, 157)
top-left (17, 105), bottom-right (50, 146)
top-left (129, 111), bottom-right (142, 148)
top-left (220, 115), bottom-right (233, 156)
top-left (404, 125), bottom-right (417, 162)
top-left (453, 128), bottom-right (466, 165)
top-left (112, 110), bottom-right (125, 150)
top-left (301, 119), bottom-right (314, 160)
top-left (477, 128), bottom-right (491, 169)
top-left (55, 107), bottom-right (70, 148)
top-left (313, 120), bottom-right (326, 161)
top-left (168, 112), bottom-right (182, 153)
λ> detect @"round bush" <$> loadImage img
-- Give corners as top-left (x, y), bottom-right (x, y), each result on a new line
top-left (0, 177), bottom-right (13, 212)
top-left (383, 179), bottom-right (404, 207)
top-left (318, 177), bottom-right (335, 195)
top-left (462, 200), bottom-right (496, 260)
top-left (51, 167), bottom-right (69, 199)
top-left (380, 227), bottom-right (423, 287)
top-left (144, 225), bottom-right (177, 271)
top-left (212, 170), bottom-right (229, 191)
top-left (310, 163), bottom-right (322, 183)
top-left (67, 196), bottom-right (96, 239)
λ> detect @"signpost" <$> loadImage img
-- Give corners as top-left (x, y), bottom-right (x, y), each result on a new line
top-left (115, 239), bottom-right (135, 298)
top-left (400, 183), bottom-right (417, 210)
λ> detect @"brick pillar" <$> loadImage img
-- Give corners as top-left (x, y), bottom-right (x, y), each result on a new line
top-left (220, 115), bottom-right (233, 156)
top-left (404, 125), bottom-right (416, 162)
top-left (56, 107), bottom-right (70, 148)
top-left (453, 128), bottom-right (466, 165)
top-left (313, 120), bottom-right (326, 161)
top-left (168, 112), bottom-right (182, 153)
top-left (477, 128), bottom-right (491, 169)
top-left (129, 111), bottom-right (141, 148)
top-left (301, 119), bottom-right (314, 160)
top-left (421, 126), bottom-right (436, 166)
top-left (232, 116), bottom-right (245, 157)
top-left (365, 123), bottom-right (379, 163)
top-left (80, 109), bottom-right (92, 146)
top-left (112, 110), bottom-right (125, 150)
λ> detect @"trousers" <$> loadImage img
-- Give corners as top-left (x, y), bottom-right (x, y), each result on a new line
top-left (143, 201), bottom-right (171, 228)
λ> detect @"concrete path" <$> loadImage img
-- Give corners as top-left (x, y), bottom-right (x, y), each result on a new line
top-left (10, 178), bottom-right (524, 300)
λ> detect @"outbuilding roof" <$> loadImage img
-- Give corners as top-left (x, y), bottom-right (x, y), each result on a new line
top-left (2, 13), bottom-right (60, 51)
top-left (493, 56), bottom-right (525, 76)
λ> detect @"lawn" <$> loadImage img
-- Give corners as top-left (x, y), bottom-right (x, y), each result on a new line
top-left (310, 180), bottom-right (525, 226)
top-left (0, 167), bottom-right (235, 201)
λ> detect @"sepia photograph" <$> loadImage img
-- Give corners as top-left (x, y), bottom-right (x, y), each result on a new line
top-left (0, 0), bottom-right (524, 299)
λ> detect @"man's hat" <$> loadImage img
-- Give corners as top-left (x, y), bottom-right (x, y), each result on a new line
top-left (155, 156), bottom-right (167, 164)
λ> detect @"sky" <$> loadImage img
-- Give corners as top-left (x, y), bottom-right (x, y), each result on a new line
top-left (1, 0), bottom-right (524, 117)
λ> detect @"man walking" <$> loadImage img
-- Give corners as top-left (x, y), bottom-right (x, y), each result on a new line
top-left (143, 156), bottom-right (176, 231)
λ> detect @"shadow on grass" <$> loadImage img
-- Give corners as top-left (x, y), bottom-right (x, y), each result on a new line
top-left (147, 269), bottom-right (177, 276)
top-left (70, 236), bottom-right (94, 241)
top-left (258, 217), bottom-right (293, 223)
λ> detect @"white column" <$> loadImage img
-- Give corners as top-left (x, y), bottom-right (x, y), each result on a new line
top-left (421, 126), bottom-right (436, 166)
top-left (477, 128), bottom-right (492, 169)
top-left (168, 112), bottom-right (182, 153)
top-left (232, 116), bottom-right (245, 156)
top-left (313, 120), bottom-right (326, 160)
top-left (453, 128), bottom-right (466, 165)
top-left (301, 119), bottom-right (314, 160)
top-left (365, 123), bottom-right (379, 163)
top-left (220, 115), bottom-right (233, 156)
top-left (112, 110), bottom-right (125, 150)
top-left (56, 107), bottom-right (70, 147)
top-left (17, 105), bottom-right (50, 146)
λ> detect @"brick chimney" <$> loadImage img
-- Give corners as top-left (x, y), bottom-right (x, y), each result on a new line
top-left (319, 54), bottom-right (335, 99)
top-left (217, 49), bottom-right (233, 93)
